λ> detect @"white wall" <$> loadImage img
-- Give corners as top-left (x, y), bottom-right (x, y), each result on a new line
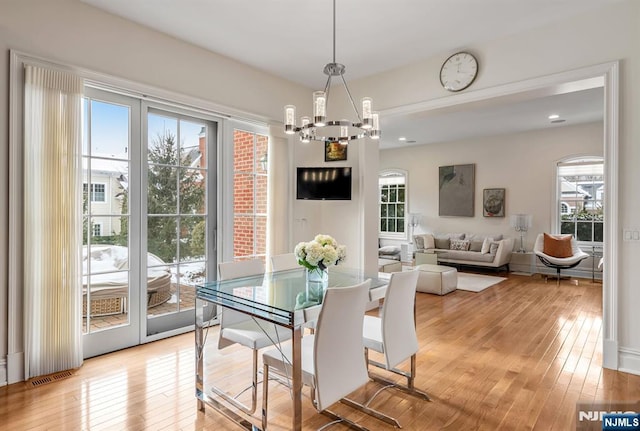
top-left (345, 0), bottom-right (639, 373)
top-left (379, 122), bottom-right (604, 252)
top-left (0, 0), bottom-right (309, 383)
top-left (292, 0), bottom-right (638, 372)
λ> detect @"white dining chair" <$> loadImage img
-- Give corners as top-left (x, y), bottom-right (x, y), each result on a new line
top-left (215, 259), bottom-right (292, 414)
top-left (359, 270), bottom-right (429, 426)
top-left (261, 280), bottom-right (397, 430)
top-left (270, 252), bottom-right (299, 272)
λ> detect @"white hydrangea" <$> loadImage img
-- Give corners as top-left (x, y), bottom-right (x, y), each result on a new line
top-left (294, 234), bottom-right (346, 270)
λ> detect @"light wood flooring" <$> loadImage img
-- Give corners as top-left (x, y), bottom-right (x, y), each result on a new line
top-left (2, 274), bottom-right (639, 430)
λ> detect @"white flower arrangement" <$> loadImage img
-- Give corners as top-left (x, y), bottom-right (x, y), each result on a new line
top-left (294, 234), bottom-right (346, 272)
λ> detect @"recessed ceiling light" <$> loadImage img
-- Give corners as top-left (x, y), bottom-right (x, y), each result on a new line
top-left (548, 114), bottom-right (560, 120)
top-left (398, 136), bottom-right (407, 141)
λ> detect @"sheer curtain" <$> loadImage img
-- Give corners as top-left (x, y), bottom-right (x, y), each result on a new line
top-left (23, 65), bottom-right (83, 378)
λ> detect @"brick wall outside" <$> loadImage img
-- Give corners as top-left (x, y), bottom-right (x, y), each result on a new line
top-left (233, 130), bottom-right (268, 260)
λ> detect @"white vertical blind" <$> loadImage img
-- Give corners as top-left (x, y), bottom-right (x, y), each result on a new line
top-left (24, 65), bottom-right (83, 378)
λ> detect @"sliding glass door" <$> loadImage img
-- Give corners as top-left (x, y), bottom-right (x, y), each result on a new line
top-left (82, 89), bottom-right (141, 357)
top-left (82, 88), bottom-right (218, 357)
top-left (145, 107), bottom-right (217, 336)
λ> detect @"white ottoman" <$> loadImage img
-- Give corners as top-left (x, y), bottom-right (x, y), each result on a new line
top-left (416, 264), bottom-right (457, 295)
top-left (378, 258), bottom-right (402, 273)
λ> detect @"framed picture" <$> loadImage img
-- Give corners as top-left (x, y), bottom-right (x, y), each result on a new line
top-left (483, 188), bottom-right (505, 217)
top-left (438, 164), bottom-right (475, 217)
top-left (325, 141), bottom-right (347, 162)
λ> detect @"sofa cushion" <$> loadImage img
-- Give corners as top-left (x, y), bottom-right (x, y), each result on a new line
top-left (434, 237), bottom-right (450, 249)
top-left (439, 250), bottom-right (495, 263)
top-left (450, 239), bottom-right (470, 251)
top-left (469, 240), bottom-right (484, 252)
top-left (543, 233), bottom-right (573, 258)
top-left (489, 242), bottom-right (500, 255)
top-left (379, 245), bottom-right (401, 256)
top-left (413, 235), bottom-right (424, 250)
top-left (481, 235), bottom-right (503, 254)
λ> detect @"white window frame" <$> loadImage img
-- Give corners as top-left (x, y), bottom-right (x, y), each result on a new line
top-left (556, 157), bottom-right (604, 246)
top-left (379, 169), bottom-right (408, 241)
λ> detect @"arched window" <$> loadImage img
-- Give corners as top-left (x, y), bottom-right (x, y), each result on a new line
top-left (557, 157), bottom-right (604, 244)
top-left (379, 169), bottom-right (407, 239)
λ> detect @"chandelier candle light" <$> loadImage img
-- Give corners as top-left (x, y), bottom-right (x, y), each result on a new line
top-left (510, 214), bottom-right (533, 253)
top-left (284, 0), bottom-right (380, 144)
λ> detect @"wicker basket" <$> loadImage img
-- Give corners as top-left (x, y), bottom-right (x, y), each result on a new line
top-left (83, 296), bottom-right (126, 317)
top-left (147, 272), bottom-right (172, 308)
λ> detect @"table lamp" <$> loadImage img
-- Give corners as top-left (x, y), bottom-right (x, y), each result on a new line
top-left (408, 213), bottom-right (420, 243)
top-left (510, 214), bottom-right (532, 253)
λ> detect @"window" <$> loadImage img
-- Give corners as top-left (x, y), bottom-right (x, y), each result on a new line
top-left (233, 129), bottom-right (268, 260)
top-left (83, 183), bottom-right (106, 202)
top-left (379, 170), bottom-right (406, 238)
top-left (558, 157), bottom-right (603, 244)
top-left (91, 223), bottom-right (102, 237)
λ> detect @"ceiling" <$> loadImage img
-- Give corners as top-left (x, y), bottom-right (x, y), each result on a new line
top-left (82, 0), bottom-right (613, 148)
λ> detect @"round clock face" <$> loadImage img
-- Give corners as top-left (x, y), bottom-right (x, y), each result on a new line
top-left (439, 52), bottom-right (478, 92)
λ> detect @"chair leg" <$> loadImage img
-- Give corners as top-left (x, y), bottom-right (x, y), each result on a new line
top-left (366, 352), bottom-right (430, 401)
top-left (340, 397), bottom-right (401, 428)
top-left (556, 268), bottom-right (561, 286)
top-left (262, 363), bottom-right (269, 430)
top-left (210, 348), bottom-right (258, 415)
top-left (320, 409), bottom-right (371, 431)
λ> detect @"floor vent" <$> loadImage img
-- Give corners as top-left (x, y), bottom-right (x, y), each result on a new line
top-left (28, 370), bottom-right (75, 388)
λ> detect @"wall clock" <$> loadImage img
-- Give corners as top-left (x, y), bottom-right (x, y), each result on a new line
top-left (439, 52), bottom-right (478, 92)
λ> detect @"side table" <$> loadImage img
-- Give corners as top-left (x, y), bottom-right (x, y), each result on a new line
top-left (401, 243), bottom-right (415, 264)
top-left (509, 251), bottom-right (536, 275)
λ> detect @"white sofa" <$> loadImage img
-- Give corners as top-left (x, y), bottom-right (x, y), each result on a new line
top-left (413, 233), bottom-right (514, 272)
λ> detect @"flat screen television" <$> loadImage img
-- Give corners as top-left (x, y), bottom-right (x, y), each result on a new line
top-left (296, 167), bottom-right (352, 200)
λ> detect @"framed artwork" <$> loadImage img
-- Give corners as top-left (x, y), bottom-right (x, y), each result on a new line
top-left (325, 141), bottom-right (347, 162)
top-left (483, 188), bottom-right (505, 217)
top-left (438, 164), bottom-right (475, 217)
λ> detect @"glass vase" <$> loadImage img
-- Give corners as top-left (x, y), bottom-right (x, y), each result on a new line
top-left (305, 267), bottom-right (328, 303)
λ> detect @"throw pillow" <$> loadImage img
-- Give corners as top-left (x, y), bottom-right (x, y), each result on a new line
top-left (481, 237), bottom-right (494, 254)
top-left (434, 237), bottom-right (450, 250)
top-left (489, 241), bottom-right (500, 255)
top-left (450, 239), bottom-right (470, 251)
top-left (543, 233), bottom-right (573, 258)
top-left (448, 233), bottom-right (465, 240)
top-left (469, 240), bottom-right (484, 252)
top-left (379, 245), bottom-right (401, 255)
top-left (413, 235), bottom-right (425, 250)
top-left (422, 233), bottom-right (435, 250)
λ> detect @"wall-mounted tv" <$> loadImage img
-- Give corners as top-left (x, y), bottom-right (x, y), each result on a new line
top-left (296, 167), bottom-right (352, 200)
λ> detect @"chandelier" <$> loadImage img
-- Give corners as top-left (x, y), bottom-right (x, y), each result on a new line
top-left (284, 0), bottom-right (380, 144)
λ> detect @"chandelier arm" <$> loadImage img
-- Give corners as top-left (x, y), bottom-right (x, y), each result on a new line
top-left (323, 73), bottom-right (332, 109)
top-left (339, 73), bottom-right (363, 123)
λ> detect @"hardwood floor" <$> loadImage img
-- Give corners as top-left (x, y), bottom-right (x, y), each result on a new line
top-left (2, 274), bottom-right (639, 430)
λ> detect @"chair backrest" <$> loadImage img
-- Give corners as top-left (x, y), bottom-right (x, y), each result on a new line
top-left (313, 280), bottom-right (370, 411)
top-left (533, 233), bottom-right (545, 254)
top-left (533, 233), bottom-right (583, 256)
top-left (380, 270), bottom-right (419, 369)
top-left (217, 259), bottom-right (265, 347)
top-left (218, 258), bottom-right (265, 281)
top-left (270, 253), bottom-right (299, 272)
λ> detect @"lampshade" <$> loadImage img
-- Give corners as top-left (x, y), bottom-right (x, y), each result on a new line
top-left (510, 214), bottom-right (532, 231)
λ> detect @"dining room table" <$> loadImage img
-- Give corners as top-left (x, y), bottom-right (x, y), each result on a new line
top-left (195, 266), bottom-right (389, 431)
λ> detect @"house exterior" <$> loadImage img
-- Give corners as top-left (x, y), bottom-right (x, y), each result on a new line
top-left (1, 0), bottom-right (639, 383)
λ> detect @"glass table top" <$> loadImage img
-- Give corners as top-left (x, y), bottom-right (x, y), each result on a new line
top-left (196, 266), bottom-right (388, 327)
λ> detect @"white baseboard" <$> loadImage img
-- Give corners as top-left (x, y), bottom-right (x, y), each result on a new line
top-left (618, 347), bottom-right (640, 376)
top-left (7, 352), bottom-right (24, 384)
top-left (0, 358), bottom-right (6, 386)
